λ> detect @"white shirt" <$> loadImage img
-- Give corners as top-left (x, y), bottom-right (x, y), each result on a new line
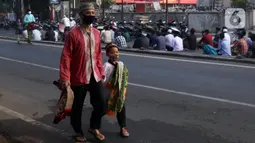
top-left (101, 30), bottom-right (112, 43)
top-left (54, 31), bottom-right (58, 42)
top-left (224, 32), bottom-right (231, 45)
top-left (103, 62), bottom-right (115, 83)
top-left (165, 33), bottom-right (175, 47)
top-left (70, 20), bottom-right (76, 28)
top-left (172, 36), bottom-right (184, 51)
top-left (32, 29), bottom-right (42, 41)
top-left (103, 61), bottom-right (124, 83)
top-left (61, 17), bottom-right (71, 27)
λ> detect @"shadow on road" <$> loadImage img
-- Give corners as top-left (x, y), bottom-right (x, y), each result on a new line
top-left (11, 98), bottom-right (232, 143)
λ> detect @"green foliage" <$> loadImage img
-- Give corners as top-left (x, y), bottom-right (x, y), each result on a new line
top-left (103, 0), bottom-right (115, 6)
top-left (232, 0), bottom-right (248, 9)
top-left (0, 0), bottom-right (14, 13)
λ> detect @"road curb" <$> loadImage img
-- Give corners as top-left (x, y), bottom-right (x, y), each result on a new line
top-left (1, 36), bottom-right (255, 64)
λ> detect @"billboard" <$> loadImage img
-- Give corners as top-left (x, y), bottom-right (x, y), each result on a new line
top-left (115, 0), bottom-right (196, 4)
top-left (50, 0), bottom-right (60, 4)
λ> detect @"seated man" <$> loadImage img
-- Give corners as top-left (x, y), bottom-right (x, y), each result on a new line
top-left (171, 28), bottom-right (184, 52)
top-left (154, 31), bottom-right (167, 51)
top-left (187, 28), bottom-right (197, 50)
top-left (217, 32), bottom-right (231, 56)
top-left (165, 29), bottom-right (175, 51)
top-left (44, 27), bottom-right (55, 41)
top-left (115, 32), bottom-right (128, 48)
top-left (101, 26), bottom-right (112, 44)
top-left (133, 31), bottom-right (150, 49)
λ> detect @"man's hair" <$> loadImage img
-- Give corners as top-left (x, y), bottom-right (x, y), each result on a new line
top-left (220, 32), bottom-right (225, 39)
top-left (105, 43), bottom-right (119, 54)
top-left (204, 29), bottom-right (210, 34)
top-left (190, 28), bottom-right (195, 34)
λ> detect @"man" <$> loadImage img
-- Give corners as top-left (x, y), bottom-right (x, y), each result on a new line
top-left (60, 3), bottom-right (106, 142)
top-left (133, 30), bottom-right (150, 49)
top-left (61, 15), bottom-right (71, 41)
top-left (154, 31), bottom-right (167, 51)
top-left (165, 29), bottom-right (175, 51)
top-left (237, 29), bottom-right (248, 55)
top-left (44, 27), bottom-right (55, 41)
top-left (101, 26), bottom-right (112, 44)
top-left (171, 28), bottom-right (184, 52)
top-left (213, 27), bottom-right (221, 47)
top-left (187, 28), bottom-right (197, 50)
top-left (23, 9), bottom-right (35, 43)
top-left (115, 31), bottom-right (128, 48)
top-left (222, 27), bottom-right (231, 46)
top-left (70, 17), bottom-right (76, 28)
top-left (217, 32), bottom-right (231, 56)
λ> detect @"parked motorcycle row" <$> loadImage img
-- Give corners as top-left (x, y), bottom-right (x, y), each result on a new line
top-left (0, 17), bottom-right (16, 30)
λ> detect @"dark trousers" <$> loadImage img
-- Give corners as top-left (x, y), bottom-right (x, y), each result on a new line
top-left (166, 45), bottom-right (173, 51)
top-left (117, 104), bottom-right (126, 128)
top-left (70, 75), bottom-right (106, 136)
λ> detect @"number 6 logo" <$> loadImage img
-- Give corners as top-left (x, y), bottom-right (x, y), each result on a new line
top-left (225, 8), bottom-right (246, 29)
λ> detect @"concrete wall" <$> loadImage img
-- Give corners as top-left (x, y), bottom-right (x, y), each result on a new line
top-left (107, 11), bottom-right (255, 32)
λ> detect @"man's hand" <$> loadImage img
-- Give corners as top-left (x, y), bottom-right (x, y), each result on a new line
top-left (60, 80), bottom-right (71, 90)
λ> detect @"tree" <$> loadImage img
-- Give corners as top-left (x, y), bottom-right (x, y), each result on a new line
top-left (0, 0), bottom-right (15, 13)
top-left (232, 0), bottom-right (248, 9)
top-left (103, 0), bottom-right (115, 8)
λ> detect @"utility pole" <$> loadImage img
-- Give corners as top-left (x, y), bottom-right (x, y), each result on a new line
top-left (102, 0), bottom-right (105, 20)
top-left (121, 0), bottom-right (124, 21)
top-left (165, 0), bottom-right (168, 22)
top-left (20, 0), bottom-right (24, 18)
top-left (28, 0), bottom-right (31, 9)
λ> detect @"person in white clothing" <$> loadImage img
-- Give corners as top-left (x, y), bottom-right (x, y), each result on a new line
top-left (54, 30), bottom-right (59, 42)
top-left (171, 28), bottom-right (184, 51)
top-left (61, 15), bottom-right (71, 41)
top-left (165, 29), bottom-right (175, 51)
top-left (222, 27), bottom-right (231, 45)
top-left (101, 26), bottom-right (112, 44)
top-left (32, 28), bottom-right (42, 41)
top-left (61, 15), bottom-right (71, 28)
top-left (70, 17), bottom-right (76, 28)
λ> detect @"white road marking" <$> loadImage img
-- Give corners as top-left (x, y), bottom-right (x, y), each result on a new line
top-left (0, 105), bottom-right (72, 139)
top-left (0, 56), bottom-right (255, 108)
top-left (1, 39), bottom-right (255, 69)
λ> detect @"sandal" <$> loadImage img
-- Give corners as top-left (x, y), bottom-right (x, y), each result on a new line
top-left (74, 136), bottom-right (87, 143)
top-left (88, 129), bottom-right (105, 141)
top-left (120, 128), bottom-right (129, 137)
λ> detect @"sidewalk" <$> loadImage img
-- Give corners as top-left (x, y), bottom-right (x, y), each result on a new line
top-left (0, 34), bottom-right (255, 65)
top-left (0, 111), bottom-right (71, 143)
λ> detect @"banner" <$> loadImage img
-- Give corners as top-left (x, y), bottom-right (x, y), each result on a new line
top-left (115, 0), bottom-right (196, 4)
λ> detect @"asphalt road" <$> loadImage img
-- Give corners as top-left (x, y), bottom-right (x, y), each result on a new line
top-left (0, 39), bottom-right (255, 143)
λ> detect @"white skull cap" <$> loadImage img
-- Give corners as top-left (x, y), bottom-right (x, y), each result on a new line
top-left (171, 27), bottom-right (180, 33)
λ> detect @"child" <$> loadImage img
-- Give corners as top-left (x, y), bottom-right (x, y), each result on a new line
top-left (103, 43), bottom-right (130, 137)
top-left (16, 19), bottom-right (23, 44)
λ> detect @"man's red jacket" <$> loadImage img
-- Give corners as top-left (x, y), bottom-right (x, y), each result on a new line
top-left (60, 26), bottom-right (104, 86)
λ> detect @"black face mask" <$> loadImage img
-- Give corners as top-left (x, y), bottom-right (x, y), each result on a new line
top-left (81, 15), bottom-right (95, 25)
